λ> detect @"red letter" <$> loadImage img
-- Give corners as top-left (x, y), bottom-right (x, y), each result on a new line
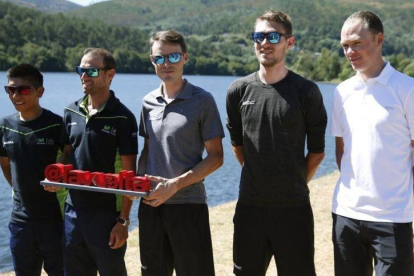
top-left (105, 174), bottom-right (119, 189)
top-left (131, 176), bottom-right (151, 192)
top-left (67, 170), bottom-right (86, 185)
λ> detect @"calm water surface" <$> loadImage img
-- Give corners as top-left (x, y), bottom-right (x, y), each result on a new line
top-left (0, 72), bottom-right (336, 272)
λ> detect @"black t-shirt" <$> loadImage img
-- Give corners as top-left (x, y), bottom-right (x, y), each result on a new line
top-left (61, 91), bottom-right (138, 211)
top-left (226, 71), bottom-right (327, 207)
top-left (0, 109), bottom-right (63, 223)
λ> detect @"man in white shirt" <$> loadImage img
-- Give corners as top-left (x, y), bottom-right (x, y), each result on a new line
top-left (331, 10), bottom-right (414, 276)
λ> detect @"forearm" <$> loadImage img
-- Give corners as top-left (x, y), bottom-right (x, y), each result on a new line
top-left (120, 154), bottom-right (136, 218)
top-left (173, 152), bottom-right (223, 191)
top-left (58, 145), bottom-right (72, 164)
top-left (0, 157), bottom-right (12, 187)
top-left (137, 142), bottom-right (148, 176)
top-left (335, 137), bottom-right (344, 171)
top-left (306, 152), bottom-right (325, 183)
top-left (232, 145), bottom-right (244, 166)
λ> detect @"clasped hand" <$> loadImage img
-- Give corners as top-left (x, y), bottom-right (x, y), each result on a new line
top-left (142, 175), bottom-right (179, 207)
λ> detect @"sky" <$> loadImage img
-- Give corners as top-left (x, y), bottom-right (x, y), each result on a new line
top-left (65, 0), bottom-right (110, 6)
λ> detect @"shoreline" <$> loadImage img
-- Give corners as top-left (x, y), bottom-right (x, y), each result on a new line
top-left (0, 170), bottom-right (339, 276)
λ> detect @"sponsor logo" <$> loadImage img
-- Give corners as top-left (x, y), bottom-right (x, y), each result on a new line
top-left (37, 138), bottom-right (55, 145)
top-left (141, 266), bottom-right (147, 270)
top-left (46, 138), bottom-right (55, 145)
top-left (242, 100), bottom-right (255, 106)
top-left (68, 122), bottom-right (77, 126)
top-left (37, 138), bottom-right (45, 145)
top-left (101, 125), bottom-right (116, 136)
top-left (3, 141), bottom-right (14, 146)
top-left (234, 263), bottom-right (242, 270)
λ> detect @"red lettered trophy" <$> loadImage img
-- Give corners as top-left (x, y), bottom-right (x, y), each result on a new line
top-left (41, 163), bottom-right (150, 197)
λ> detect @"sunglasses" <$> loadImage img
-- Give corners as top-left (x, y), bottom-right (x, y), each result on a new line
top-left (152, 53), bottom-right (183, 65)
top-left (76, 66), bottom-right (108, 77)
top-left (4, 86), bottom-right (37, 95)
top-left (252, 32), bottom-right (289, 44)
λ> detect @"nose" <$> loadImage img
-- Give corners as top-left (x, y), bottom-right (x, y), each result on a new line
top-left (11, 91), bottom-right (21, 99)
top-left (261, 37), bottom-right (270, 45)
top-left (80, 71), bottom-right (90, 79)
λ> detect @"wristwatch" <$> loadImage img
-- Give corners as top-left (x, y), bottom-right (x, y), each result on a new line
top-left (116, 216), bottom-right (130, 228)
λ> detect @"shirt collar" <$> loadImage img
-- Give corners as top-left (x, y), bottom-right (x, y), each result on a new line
top-left (78, 90), bottom-right (118, 114)
top-left (155, 79), bottom-right (193, 101)
top-left (356, 61), bottom-right (395, 85)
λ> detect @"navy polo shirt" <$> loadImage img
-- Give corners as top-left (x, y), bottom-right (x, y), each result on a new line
top-left (0, 109), bottom-right (63, 223)
top-left (61, 91), bottom-right (138, 210)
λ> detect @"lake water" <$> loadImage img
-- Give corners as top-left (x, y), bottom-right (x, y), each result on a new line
top-left (0, 72), bottom-right (336, 272)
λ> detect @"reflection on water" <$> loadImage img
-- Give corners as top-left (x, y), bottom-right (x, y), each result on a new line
top-left (0, 72), bottom-right (336, 272)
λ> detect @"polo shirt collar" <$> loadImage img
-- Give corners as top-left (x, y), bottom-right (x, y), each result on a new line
top-left (155, 79), bottom-right (192, 101)
top-left (356, 61), bottom-right (395, 85)
top-left (79, 90), bottom-right (118, 114)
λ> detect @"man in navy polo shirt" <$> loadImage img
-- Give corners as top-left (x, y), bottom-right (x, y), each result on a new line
top-left (46, 48), bottom-right (138, 276)
top-left (0, 64), bottom-right (64, 275)
top-left (137, 30), bottom-right (224, 276)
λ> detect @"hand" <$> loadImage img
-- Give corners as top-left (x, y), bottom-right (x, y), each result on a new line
top-left (142, 175), bottom-right (179, 207)
top-left (108, 223), bottom-right (128, 249)
top-left (43, 183), bottom-right (61, 193)
top-left (125, 195), bottom-right (139, 201)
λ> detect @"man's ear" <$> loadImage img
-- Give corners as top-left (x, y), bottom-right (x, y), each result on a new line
top-left (183, 52), bottom-right (188, 65)
top-left (107, 68), bottom-right (116, 81)
top-left (377, 32), bottom-right (384, 47)
top-left (37, 86), bottom-right (44, 98)
top-left (286, 36), bottom-right (296, 49)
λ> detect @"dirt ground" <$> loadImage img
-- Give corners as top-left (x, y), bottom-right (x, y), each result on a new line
top-left (0, 171), bottom-right (339, 276)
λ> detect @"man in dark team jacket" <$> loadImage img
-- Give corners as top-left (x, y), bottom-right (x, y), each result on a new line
top-left (45, 48), bottom-right (138, 276)
top-left (226, 10), bottom-right (327, 276)
top-left (0, 64), bottom-right (64, 275)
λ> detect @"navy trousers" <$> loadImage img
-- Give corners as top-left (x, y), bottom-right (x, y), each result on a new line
top-left (63, 203), bottom-right (127, 276)
top-left (9, 220), bottom-right (63, 276)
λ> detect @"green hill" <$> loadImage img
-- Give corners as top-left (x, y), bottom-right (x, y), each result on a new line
top-left (70, 0), bottom-right (414, 57)
top-left (1, 0), bottom-right (82, 12)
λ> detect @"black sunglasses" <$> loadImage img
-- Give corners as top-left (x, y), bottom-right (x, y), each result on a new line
top-left (252, 32), bottom-right (289, 44)
top-left (4, 86), bottom-right (37, 95)
top-left (76, 66), bottom-right (108, 77)
top-left (152, 53), bottom-right (183, 65)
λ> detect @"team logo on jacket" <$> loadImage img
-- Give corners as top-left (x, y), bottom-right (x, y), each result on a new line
top-left (101, 125), bottom-right (116, 136)
top-left (242, 100), bottom-right (255, 106)
top-left (37, 138), bottom-right (55, 145)
top-left (3, 141), bottom-right (14, 146)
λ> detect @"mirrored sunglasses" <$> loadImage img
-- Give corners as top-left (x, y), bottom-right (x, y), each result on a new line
top-left (251, 32), bottom-right (288, 44)
top-left (4, 86), bottom-right (37, 95)
top-left (152, 53), bottom-right (183, 65)
top-left (76, 66), bottom-right (107, 77)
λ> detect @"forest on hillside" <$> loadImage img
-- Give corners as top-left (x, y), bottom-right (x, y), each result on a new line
top-left (1, 1), bottom-right (414, 80)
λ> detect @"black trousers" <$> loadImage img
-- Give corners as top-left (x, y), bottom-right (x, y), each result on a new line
top-left (138, 201), bottom-right (215, 276)
top-left (233, 202), bottom-right (316, 276)
top-left (332, 213), bottom-right (414, 276)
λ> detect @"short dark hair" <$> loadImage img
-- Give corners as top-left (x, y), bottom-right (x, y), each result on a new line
top-left (346, 10), bottom-right (384, 34)
top-left (83, 48), bottom-right (116, 70)
top-left (7, 64), bottom-right (43, 86)
top-left (255, 9), bottom-right (293, 36)
top-left (149, 30), bottom-right (187, 54)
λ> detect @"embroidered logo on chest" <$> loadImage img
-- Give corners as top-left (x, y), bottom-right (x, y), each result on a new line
top-left (101, 125), bottom-right (117, 136)
top-left (37, 138), bottom-right (55, 145)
